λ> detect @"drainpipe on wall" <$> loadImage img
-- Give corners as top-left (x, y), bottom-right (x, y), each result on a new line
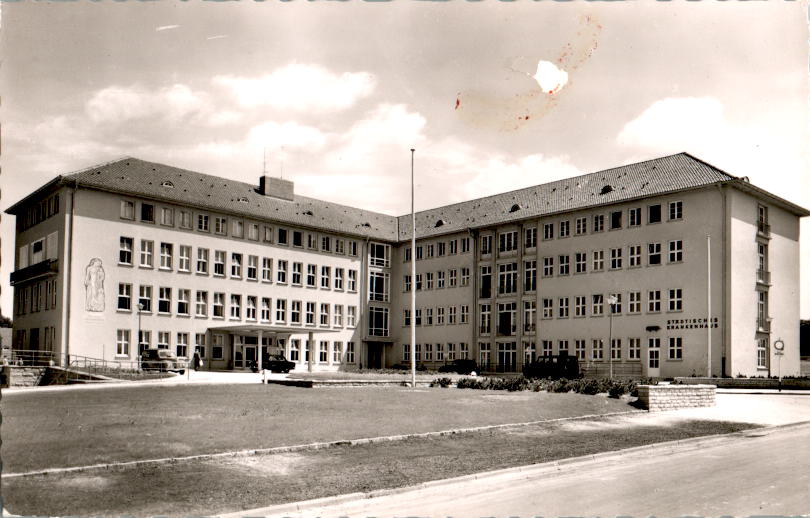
top-left (62, 182), bottom-right (77, 367)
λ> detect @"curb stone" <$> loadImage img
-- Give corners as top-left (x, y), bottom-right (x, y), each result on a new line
top-left (216, 419), bottom-right (810, 518)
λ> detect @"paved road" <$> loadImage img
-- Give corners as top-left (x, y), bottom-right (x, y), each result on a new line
top-left (247, 422), bottom-right (810, 518)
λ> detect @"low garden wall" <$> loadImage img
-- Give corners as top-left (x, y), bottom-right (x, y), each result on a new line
top-left (636, 384), bottom-right (716, 411)
top-left (676, 377), bottom-right (810, 390)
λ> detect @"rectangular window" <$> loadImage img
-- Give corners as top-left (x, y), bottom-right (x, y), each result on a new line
top-left (629, 207), bottom-right (641, 227)
top-left (558, 255), bottom-right (570, 276)
top-left (498, 231), bottom-right (518, 253)
top-left (558, 340), bottom-right (569, 356)
top-left (262, 258), bottom-right (273, 282)
top-left (243, 296), bottom-right (256, 320)
top-left (524, 260), bottom-right (536, 292)
top-left (230, 294), bottom-right (242, 319)
top-left (321, 266), bottom-right (331, 289)
top-left (320, 303), bottom-right (330, 326)
top-left (292, 300), bottom-right (302, 324)
top-left (436, 270), bottom-right (445, 289)
top-left (247, 224), bottom-right (259, 241)
top-left (426, 244), bottom-right (434, 258)
top-left (334, 268), bottom-right (345, 290)
top-left (460, 305), bottom-right (469, 324)
top-left (332, 341), bottom-right (343, 363)
top-left (757, 338), bottom-right (768, 369)
top-left (496, 302), bottom-right (516, 336)
top-left (368, 306), bottom-right (389, 337)
top-left (629, 338), bottom-right (641, 360)
top-left (247, 256), bottom-right (258, 281)
top-left (215, 217), bottom-right (227, 235)
top-left (629, 291), bottom-right (641, 313)
top-left (575, 296), bottom-right (586, 317)
top-left (592, 339), bottom-right (604, 361)
top-left (177, 333), bottom-right (189, 358)
top-left (436, 306), bottom-right (445, 325)
top-left (648, 243), bottom-right (662, 265)
top-left (498, 262), bottom-right (518, 295)
top-left (542, 257), bottom-right (554, 277)
top-left (629, 245), bottom-right (641, 267)
top-left (179, 211), bottom-right (192, 229)
top-left (348, 306), bottom-right (357, 328)
top-left (212, 293), bottom-right (224, 318)
top-left (610, 211), bottom-right (622, 230)
top-left (575, 252), bottom-right (587, 274)
top-left (668, 288), bottom-right (683, 312)
top-left (669, 201), bottom-right (683, 221)
top-left (159, 287), bottom-right (171, 314)
top-left (461, 267), bottom-right (470, 286)
top-left (648, 290), bottom-right (661, 312)
top-left (116, 329), bottom-right (130, 356)
top-left (592, 294), bottom-right (604, 316)
top-left (138, 285), bottom-right (153, 312)
top-left (479, 304), bottom-right (491, 334)
top-left (335, 239), bottom-right (345, 255)
top-left (233, 220), bottom-right (244, 238)
top-left (160, 243), bottom-right (173, 270)
top-left (306, 264), bottom-right (317, 287)
top-left (333, 305), bottom-right (344, 327)
top-left (668, 240), bottom-right (683, 263)
top-left (140, 203), bottom-right (155, 223)
top-left (178, 245), bottom-right (191, 272)
top-left (416, 246), bottom-right (423, 260)
top-left (196, 248), bottom-right (209, 274)
top-left (212, 335), bottom-right (224, 359)
top-left (575, 340), bottom-right (586, 360)
top-left (559, 220), bottom-right (570, 238)
top-left (543, 223), bottom-right (554, 240)
top-left (593, 250), bottom-right (604, 271)
top-left (448, 239), bottom-right (458, 255)
top-left (447, 269), bottom-right (458, 288)
top-left (306, 302), bottom-right (316, 325)
top-left (369, 242), bottom-right (391, 268)
top-left (177, 289), bottom-right (190, 315)
top-left (523, 300), bottom-right (536, 333)
top-left (197, 214), bottom-right (209, 232)
top-left (480, 235), bottom-right (493, 255)
top-left (195, 291), bottom-right (207, 317)
top-left (669, 336), bottom-right (683, 359)
top-left (140, 240), bottom-right (154, 268)
top-left (276, 299), bottom-right (287, 323)
top-left (157, 331), bottom-right (170, 350)
top-left (160, 207), bottom-right (174, 226)
top-left (524, 227), bottom-right (537, 249)
top-left (648, 204), bottom-right (662, 224)
top-left (117, 283), bottom-right (132, 310)
top-left (120, 200), bottom-right (135, 220)
top-left (558, 297), bottom-right (569, 318)
top-left (348, 270), bottom-right (358, 292)
top-left (542, 298), bottom-right (553, 319)
top-left (575, 217), bottom-right (587, 235)
top-left (461, 237), bottom-right (471, 253)
top-left (610, 248), bottom-right (622, 269)
top-left (195, 333), bottom-right (206, 358)
top-left (611, 339), bottom-right (622, 360)
top-left (425, 272), bottom-right (434, 290)
top-left (346, 342), bottom-right (355, 363)
top-left (214, 251), bottom-right (226, 276)
top-left (277, 260), bottom-right (288, 283)
top-left (119, 237), bottom-right (133, 265)
top-left (321, 236), bottom-right (331, 253)
top-left (348, 241), bottom-right (358, 257)
top-left (609, 293), bottom-right (622, 314)
top-left (593, 214), bottom-right (605, 233)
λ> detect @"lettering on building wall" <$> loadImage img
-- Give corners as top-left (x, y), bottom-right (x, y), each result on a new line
top-left (666, 317), bottom-right (718, 330)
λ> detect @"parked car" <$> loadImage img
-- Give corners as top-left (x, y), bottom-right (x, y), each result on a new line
top-left (140, 349), bottom-right (186, 374)
top-left (438, 359), bottom-right (479, 375)
top-left (392, 362), bottom-right (427, 371)
top-left (263, 354), bottom-right (295, 373)
top-left (522, 353), bottom-right (579, 380)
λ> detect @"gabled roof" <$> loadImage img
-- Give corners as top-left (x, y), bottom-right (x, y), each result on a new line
top-left (397, 152), bottom-right (741, 240)
top-left (51, 157), bottom-right (400, 240)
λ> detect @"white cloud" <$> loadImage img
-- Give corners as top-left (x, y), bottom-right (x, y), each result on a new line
top-left (85, 84), bottom-right (211, 125)
top-left (533, 60), bottom-right (569, 95)
top-left (213, 64), bottom-right (375, 112)
top-left (247, 121), bottom-right (327, 151)
top-left (155, 25), bottom-right (180, 31)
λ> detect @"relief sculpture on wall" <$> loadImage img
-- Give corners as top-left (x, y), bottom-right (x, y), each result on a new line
top-left (84, 258), bottom-right (105, 312)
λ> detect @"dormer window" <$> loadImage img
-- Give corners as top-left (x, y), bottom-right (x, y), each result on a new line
top-left (160, 181), bottom-right (174, 188)
top-left (509, 203), bottom-right (521, 213)
top-left (600, 185), bottom-right (613, 195)
top-left (237, 197), bottom-right (249, 203)
top-left (435, 219), bottom-right (446, 228)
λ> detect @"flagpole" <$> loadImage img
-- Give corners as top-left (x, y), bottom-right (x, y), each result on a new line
top-left (707, 234), bottom-right (711, 377)
top-left (411, 149), bottom-right (417, 389)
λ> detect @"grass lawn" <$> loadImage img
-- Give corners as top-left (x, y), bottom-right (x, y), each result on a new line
top-left (4, 417), bottom-right (758, 517)
top-left (1, 384), bottom-right (631, 473)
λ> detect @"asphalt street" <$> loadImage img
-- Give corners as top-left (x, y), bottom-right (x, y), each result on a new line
top-left (244, 421), bottom-right (810, 518)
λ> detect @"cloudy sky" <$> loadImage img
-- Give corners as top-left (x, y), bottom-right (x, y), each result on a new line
top-left (1, 1), bottom-right (808, 318)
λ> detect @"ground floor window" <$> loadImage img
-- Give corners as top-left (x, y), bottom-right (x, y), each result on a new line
top-left (346, 342), bottom-right (355, 363)
top-left (116, 329), bottom-right (130, 356)
top-left (757, 338), bottom-right (768, 369)
top-left (333, 341), bottom-right (343, 363)
top-left (176, 333), bottom-right (188, 358)
top-left (628, 338), bottom-right (640, 360)
top-left (668, 336), bottom-right (683, 360)
top-left (425, 343), bottom-right (433, 361)
top-left (575, 339), bottom-right (586, 360)
top-left (611, 339), bottom-right (622, 361)
top-left (212, 335), bottom-right (224, 360)
top-left (459, 342), bottom-right (469, 360)
top-left (497, 342), bottom-right (517, 371)
top-left (138, 330), bottom-right (151, 354)
top-left (591, 339), bottom-right (604, 361)
top-left (479, 342), bottom-right (491, 369)
top-left (290, 339), bottom-right (300, 362)
top-left (648, 338), bottom-right (660, 369)
top-left (402, 343), bottom-right (410, 362)
top-left (436, 343), bottom-right (444, 361)
top-left (195, 333), bottom-right (206, 358)
top-left (523, 341), bottom-right (535, 365)
top-left (158, 331), bottom-right (170, 350)
top-left (319, 341), bottom-right (328, 362)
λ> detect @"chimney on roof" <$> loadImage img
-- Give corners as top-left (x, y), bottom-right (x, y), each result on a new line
top-left (259, 175), bottom-right (294, 201)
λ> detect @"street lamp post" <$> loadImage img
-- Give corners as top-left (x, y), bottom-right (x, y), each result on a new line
top-left (137, 303), bottom-right (144, 370)
top-left (607, 295), bottom-right (618, 379)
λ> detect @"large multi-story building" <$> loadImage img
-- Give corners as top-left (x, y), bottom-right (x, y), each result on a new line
top-left (7, 153), bottom-right (807, 377)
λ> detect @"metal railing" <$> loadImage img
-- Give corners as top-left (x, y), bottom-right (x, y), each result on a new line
top-left (6, 349), bottom-right (142, 372)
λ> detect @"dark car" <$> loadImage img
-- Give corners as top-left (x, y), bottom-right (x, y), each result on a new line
top-left (141, 349), bottom-right (186, 374)
top-left (522, 353), bottom-right (579, 380)
top-left (438, 359), bottom-right (479, 375)
top-left (263, 354), bottom-right (295, 373)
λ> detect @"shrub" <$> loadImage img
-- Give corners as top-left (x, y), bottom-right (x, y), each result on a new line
top-left (456, 377), bottom-right (486, 390)
top-left (430, 377), bottom-right (453, 388)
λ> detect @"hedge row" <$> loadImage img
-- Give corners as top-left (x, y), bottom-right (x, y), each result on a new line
top-left (431, 376), bottom-right (656, 397)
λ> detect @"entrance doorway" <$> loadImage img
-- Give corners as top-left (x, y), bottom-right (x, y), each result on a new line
top-left (367, 346), bottom-right (382, 369)
top-left (647, 337), bottom-right (661, 377)
top-left (245, 346), bottom-right (257, 369)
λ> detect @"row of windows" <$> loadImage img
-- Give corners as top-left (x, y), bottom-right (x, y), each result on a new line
top-left (118, 238), bottom-right (359, 292)
top-left (403, 268), bottom-right (471, 292)
top-left (21, 193), bottom-right (60, 231)
top-left (116, 330), bottom-right (356, 364)
top-left (477, 336), bottom-right (683, 366)
top-left (120, 199), bottom-right (361, 259)
top-left (116, 284), bottom-right (358, 328)
top-left (479, 201), bottom-right (684, 256)
top-left (15, 279), bottom-right (58, 316)
top-left (402, 305), bottom-right (470, 326)
top-left (403, 237), bottom-right (472, 262)
top-left (477, 290), bottom-right (683, 336)
top-left (18, 232), bottom-right (59, 269)
top-left (402, 342), bottom-right (471, 362)
top-left (479, 242), bottom-right (683, 297)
